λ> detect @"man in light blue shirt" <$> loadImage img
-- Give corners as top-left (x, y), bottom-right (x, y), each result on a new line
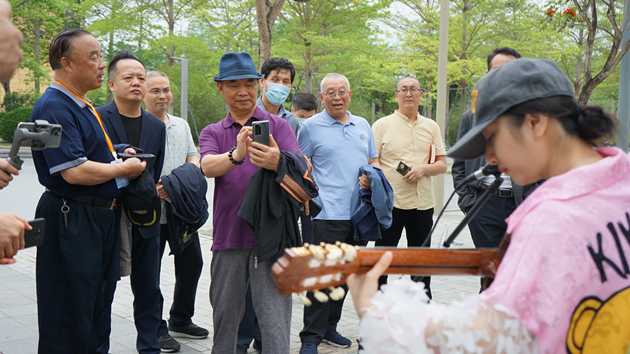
top-left (297, 73), bottom-right (379, 354)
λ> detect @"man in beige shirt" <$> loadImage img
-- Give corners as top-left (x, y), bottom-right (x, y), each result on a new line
top-left (371, 75), bottom-right (447, 298)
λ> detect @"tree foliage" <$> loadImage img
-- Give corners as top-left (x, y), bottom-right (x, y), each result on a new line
top-left (543, 0), bottom-right (630, 104)
top-left (9, 0), bottom-right (625, 141)
top-left (7, 0), bottom-right (76, 94)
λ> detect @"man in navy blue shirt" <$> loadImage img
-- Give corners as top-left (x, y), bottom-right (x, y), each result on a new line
top-left (97, 50), bottom-right (166, 354)
top-left (31, 29), bottom-right (146, 353)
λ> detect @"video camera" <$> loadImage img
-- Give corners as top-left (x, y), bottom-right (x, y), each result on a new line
top-left (6, 120), bottom-right (63, 169)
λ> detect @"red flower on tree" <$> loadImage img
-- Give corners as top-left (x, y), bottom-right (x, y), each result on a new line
top-left (546, 9), bottom-right (555, 16)
top-left (562, 8), bottom-right (577, 16)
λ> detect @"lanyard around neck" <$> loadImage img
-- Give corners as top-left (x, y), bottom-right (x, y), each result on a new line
top-left (53, 80), bottom-right (116, 157)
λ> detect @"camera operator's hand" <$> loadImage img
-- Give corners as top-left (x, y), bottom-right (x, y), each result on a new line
top-left (0, 211), bottom-right (31, 264)
top-left (0, 159), bottom-right (19, 190)
top-left (0, 0), bottom-right (24, 83)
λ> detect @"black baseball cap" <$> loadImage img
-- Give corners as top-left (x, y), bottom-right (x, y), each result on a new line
top-left (122, 169), bottom-right (160, 228)
top-left (447, 58), bottom-right (574, 160)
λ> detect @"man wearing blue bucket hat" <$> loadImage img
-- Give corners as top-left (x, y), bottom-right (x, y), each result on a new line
top-left (199, 51), bottom-right (302, 354)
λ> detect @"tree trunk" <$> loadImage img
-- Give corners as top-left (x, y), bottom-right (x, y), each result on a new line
top-left (226, 0), bottom-right (232, 52)
top-left (459, 82), bottom-right (467, 116)
top-left (578, 0), bottom-right (597, 104)
top-left (34, 18), bottom-right (41, 94)
top-left (426, 83), bottom-right (432, 119)
top-left (138, 9), bottom-right (144, 50)
top-left (2, 82), bottom-right (10, 96)
top-left (576, 0), bottom-right (630, 104)
top-left (167, 0), bottom-right (175, 68)
top-left (574, 29), bottom-right (584, 98)
top-left (106, 31), bottom-right (114, 104)
top-left (304, 2), bottom-right (311, 92)
top-left (255, 0), bottom-right (286, 69)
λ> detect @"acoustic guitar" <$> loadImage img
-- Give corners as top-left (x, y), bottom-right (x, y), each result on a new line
top-left (271, 236), bottom-right (510, 303)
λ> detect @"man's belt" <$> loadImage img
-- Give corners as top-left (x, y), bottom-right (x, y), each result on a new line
top-left (71, 195), bottom-right (118, 210)
top-left (46, 189), bottom-right (118, 210)
top-left (496, 188), bottom-right (513, 198)
top-left (46, 188), bottom-right (119, 210)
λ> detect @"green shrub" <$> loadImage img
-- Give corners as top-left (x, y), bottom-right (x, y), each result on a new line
top-left (0, 107), bottom-right (33, 143)
top-left (2, 92), bottom-right (37, 114)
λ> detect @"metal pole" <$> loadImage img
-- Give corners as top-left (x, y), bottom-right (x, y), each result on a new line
top-left (617, 0), bottom-right (630, 151)
top-left (443, 176), bottom-right (503, 248)
top-left (434, 0), bottom-right (450, 214)
top-left (171, 57), bottom-right (189, 121)
top-left (187, 103), bottom-right (200, 144)
top-left (181, 59), bottom-right (188, 121)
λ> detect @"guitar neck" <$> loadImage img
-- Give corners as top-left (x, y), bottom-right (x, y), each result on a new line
top-left (272, 246), bottom-right (501, 295)
top-left (357, 248), bottom-right (501, 277)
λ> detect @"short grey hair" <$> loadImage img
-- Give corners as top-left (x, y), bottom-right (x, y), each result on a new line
top-left (147, 71), bottom-right (169, 80)
top-left (397, 75), bottom-right (421, 90)
top-left (320, 73), bottom-right (351, 92)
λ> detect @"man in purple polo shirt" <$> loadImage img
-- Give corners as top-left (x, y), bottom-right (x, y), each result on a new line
top-left (199, 51), bottom-right (301, 354)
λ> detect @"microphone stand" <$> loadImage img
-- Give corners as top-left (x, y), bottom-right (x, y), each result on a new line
top-left (440, 173), bottom-right (503, 248)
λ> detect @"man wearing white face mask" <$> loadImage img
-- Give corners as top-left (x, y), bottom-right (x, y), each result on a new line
top-left (255, 57), bottom-right (299, 136)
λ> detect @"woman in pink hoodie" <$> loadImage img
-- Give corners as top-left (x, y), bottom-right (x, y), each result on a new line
top-left (348, 58), bottom-right (630, 354)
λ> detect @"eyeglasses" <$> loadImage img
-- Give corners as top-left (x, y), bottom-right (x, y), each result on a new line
top-left (324, 91), bottom-right (348, 99)
top-left (396, 88), bottom-right (421, 94)
top-left (148, 88), bottom-right (171, 95)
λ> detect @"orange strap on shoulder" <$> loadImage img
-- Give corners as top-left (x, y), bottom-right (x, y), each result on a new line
top-left (53, 80), bottom-right (116, 156)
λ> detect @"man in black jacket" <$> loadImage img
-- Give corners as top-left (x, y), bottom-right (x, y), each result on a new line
top-left (238, 151), bottom-right (317, 260)
top-left (452, 47), bottom-right (539, 289)
top-left (96, 50), bottom-right (166, 354)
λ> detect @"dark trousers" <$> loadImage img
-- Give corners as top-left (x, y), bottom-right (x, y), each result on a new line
top-left (98, 230), bottom-right (162, 354)
top-left (35, 192), bottom-right (117, 354)
top-left (238, 207), bottom-right (308, 348)
top-left (299, 209), bottom-right (313, 244)
top-left (237, 286), bottom-right (262, 349)
top-left (375, 207), bottom-right (433, 298)
top-left (300, 220), bottom-right (367, 345)
top-left (157, 224), bottom-right (204, 335)
top-left (466, 193), bottom-right (516, 289)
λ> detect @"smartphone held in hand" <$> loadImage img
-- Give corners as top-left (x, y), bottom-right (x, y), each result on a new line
top-left (396, 161), bottom-right (410, 176)
top-left (252, 120), bottom-right (270, 146)
top-left (24, 218), bottom-right (45, 248)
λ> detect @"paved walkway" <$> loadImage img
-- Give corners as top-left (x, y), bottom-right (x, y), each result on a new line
top-left (0, 159), bottom-right (481, 353)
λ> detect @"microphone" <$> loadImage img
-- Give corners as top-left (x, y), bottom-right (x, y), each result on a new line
top-left (457, 164), bottom-right (500, 188)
